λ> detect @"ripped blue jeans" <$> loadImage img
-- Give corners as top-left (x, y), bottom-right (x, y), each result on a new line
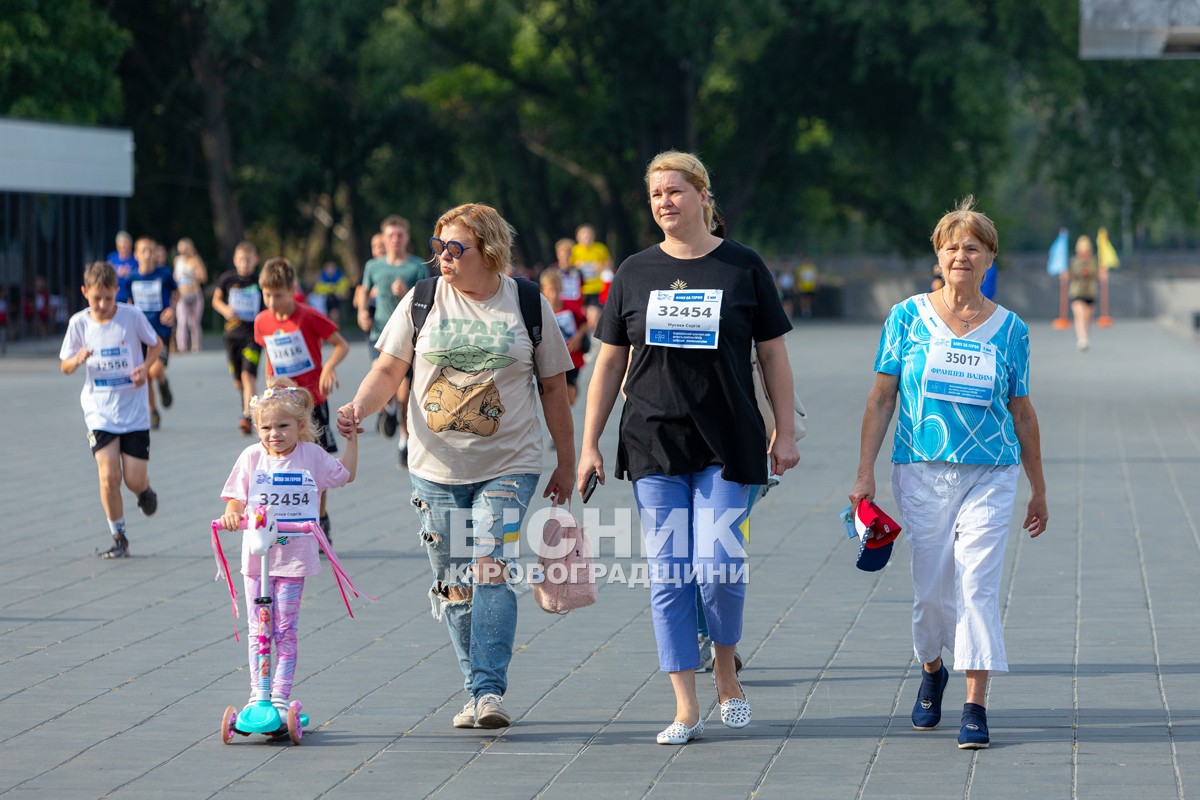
top-left (410, 473), bottom-right (538, 698)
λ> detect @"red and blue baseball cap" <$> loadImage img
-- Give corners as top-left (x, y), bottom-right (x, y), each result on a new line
top-left (854, 499), bottom-right (902, 572)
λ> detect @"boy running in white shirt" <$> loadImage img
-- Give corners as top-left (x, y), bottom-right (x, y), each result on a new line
top-left (60, 262), bottom-right (163, 558)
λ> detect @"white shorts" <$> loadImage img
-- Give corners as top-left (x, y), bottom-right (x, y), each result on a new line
top-left (892, 461), bottom-right (1019, 673)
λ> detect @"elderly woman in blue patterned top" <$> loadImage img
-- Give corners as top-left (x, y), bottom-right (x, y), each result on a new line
top-left (849, 196), bottom-right (1047, 750)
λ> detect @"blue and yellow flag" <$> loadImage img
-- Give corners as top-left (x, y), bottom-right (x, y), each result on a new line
top-left (1047, 228), bottom-right (1069, 276)
top-left (1097, 227), bottom-right (1120, 270)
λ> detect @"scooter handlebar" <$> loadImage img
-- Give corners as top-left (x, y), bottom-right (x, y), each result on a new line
top-left (213, 506), bottom-right (314, 534)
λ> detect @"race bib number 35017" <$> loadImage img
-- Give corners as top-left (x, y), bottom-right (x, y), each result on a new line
top-left (922, 338), bottom-right (997, 407)
top-left (645, 289), bottom-right (722, 349)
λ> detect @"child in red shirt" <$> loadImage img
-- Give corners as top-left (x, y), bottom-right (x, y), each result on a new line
top-left (540, 269), bottom-right (587, 406)
top-left (254, 257), bottom-right (350, 538)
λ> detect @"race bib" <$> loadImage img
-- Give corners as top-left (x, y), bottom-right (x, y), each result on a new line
top-left (228, 286), bottom-right (260, 322)
top-left (132, 280), bottom-right (163, 314)
top-left (645, 289), bottom-right (722, 349)
top-left (88, 344), bottom-right (134, 389)
top-left (561, 272), bottom-right (582, 301)
top-left (922, 338), bottom-right (997, 407)
top-left (554, 309), bottom-right (577, 339)
top-left (264, 330), bottom-right (315, 377)
top-left (251, 470), bottom-right (318, 529)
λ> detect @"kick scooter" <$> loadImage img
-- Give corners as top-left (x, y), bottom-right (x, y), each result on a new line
top-left (210, 505), bottom-right (367, 745)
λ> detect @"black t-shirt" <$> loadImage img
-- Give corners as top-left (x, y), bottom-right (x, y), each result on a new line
top-left (216, 269), bottom-right (262, 338)
top-left (598, 239), bottom-right (792, 485)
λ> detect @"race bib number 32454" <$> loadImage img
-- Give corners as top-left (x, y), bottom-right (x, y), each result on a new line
top-left (645, 289), bottom-right (722, 349)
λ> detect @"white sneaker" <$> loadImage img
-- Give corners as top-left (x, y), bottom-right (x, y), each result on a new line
top-left (474, 693), bottom-right (511, 728)
top-left (452, 699), bottom-right (476, 728)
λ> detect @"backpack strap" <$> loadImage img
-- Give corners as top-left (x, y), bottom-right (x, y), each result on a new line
top-left (514, 276), bottom-right (544, 394)
top-left (513, 277), bottom-right (543, 348)
top-left (409, 275), bottom-right (544, 392)
top-left (410, 276), bottom-right (440, 346)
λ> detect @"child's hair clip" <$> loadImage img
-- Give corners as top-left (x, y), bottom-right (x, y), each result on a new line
top-left (249, 386), bottom-right (300, 408)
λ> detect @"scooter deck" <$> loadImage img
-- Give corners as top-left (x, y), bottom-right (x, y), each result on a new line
top-left (234, 701), bottom-right (308, 735)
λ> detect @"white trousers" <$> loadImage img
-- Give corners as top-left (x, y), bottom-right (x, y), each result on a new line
top-left (891, 462), bottom-right (1019, 673)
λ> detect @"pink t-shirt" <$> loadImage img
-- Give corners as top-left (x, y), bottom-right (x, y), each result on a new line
top-left (221, 441), bottom-right (351, 577)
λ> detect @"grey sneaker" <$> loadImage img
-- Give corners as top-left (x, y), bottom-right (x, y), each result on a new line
top-left (137, 488), bottom-right (158, 516)
top-left (381, 409), bottom-right (398, 438)
top-left (474, 693), bottom-right (511, 729)
top-left (452, 699), bottom-right (476, 729)
top-left (99, 533), bottom-right (129, 559)
top-left (696, 634), bottom-right (714, 672)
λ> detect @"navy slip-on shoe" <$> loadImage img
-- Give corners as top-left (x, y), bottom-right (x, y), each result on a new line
top-left (911, 664), bottom-right (949, 730)
top-left (958, 702), bottom-right (990, 749)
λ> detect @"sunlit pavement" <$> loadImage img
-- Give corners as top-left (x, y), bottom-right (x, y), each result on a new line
top-left (2, 319), bottom-right (1198, 799)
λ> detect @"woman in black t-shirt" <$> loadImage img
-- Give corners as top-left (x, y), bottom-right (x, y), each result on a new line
top-left (577, 151), bottom-right (800, 745)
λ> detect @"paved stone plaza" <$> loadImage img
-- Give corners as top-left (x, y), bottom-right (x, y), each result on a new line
top-left (2, 319), bottom-right (1199, 799)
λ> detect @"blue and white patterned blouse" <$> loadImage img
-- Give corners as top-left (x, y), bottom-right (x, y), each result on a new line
top-left (874, 294), bottom-right (1030, 465)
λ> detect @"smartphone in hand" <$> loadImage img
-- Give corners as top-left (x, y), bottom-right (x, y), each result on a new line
top-left (582, 472), bottom-right (599, 503)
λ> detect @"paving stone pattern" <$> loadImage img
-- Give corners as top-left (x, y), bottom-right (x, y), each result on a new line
top-left (1, 320), bottom-right (1198, 799)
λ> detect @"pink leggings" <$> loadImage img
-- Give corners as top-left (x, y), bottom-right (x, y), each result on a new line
top-left (243, 575), bottom-right (304, 699)
top-left (175, 292), bottom-right (204, 352)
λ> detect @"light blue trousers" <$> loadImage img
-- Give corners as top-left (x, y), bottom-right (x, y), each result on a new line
top-left (633, 466), bottom-right (751, 672)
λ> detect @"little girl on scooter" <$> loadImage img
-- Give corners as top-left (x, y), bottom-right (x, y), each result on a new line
top-left (219, 377), bottom-right (357, 713)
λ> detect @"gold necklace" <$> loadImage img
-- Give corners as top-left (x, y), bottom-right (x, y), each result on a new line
top-left (940, 287), bottom-right (986, 329)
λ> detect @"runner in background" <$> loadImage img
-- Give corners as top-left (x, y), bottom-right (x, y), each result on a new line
top-left (212, 242), bottom-right (264, 434)
top-left (571, 224), bottom-right (614, 337)
top-left (119, 237), bottom-right (177, 430)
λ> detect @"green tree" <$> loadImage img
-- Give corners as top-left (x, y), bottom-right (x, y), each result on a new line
top-left (92, 0), bottom-right (1200, 280)
top-left (385, 0), bottom-right (1021, 259)
top-left (0, 0), bottom-right (129, 122)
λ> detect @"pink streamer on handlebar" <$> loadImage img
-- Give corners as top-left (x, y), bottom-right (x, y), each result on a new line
top-left (284, 519), bottom-right (376, 617)
top-left (210, 521), bottom-right (241, 642)
top-left (209, 507), bottom-right (374, 640)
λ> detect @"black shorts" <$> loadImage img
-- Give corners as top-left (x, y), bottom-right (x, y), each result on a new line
top-left (313, 400), bottom-right (338, 453)
top-left (224, 334), bottom-right (262, 378)
top-left (1070, 296), bottom-right (1095, 306)
top-left (141, 342), bottom-right (169, 368)
top-left (89, 429), bottom-right (150, 459)
top-left (564, 367), bottom-right (580, 387)
top-left (582, 293), bottom-right (603, 309)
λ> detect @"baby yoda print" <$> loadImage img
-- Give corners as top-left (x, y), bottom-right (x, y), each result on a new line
top-left (422, 344), bottom-right (516, 436)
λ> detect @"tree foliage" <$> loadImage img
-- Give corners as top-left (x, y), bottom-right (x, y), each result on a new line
top-left (0, 0), bottom-right (129, 123)
top-left (6, 0), bottom-right (1200, 271)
